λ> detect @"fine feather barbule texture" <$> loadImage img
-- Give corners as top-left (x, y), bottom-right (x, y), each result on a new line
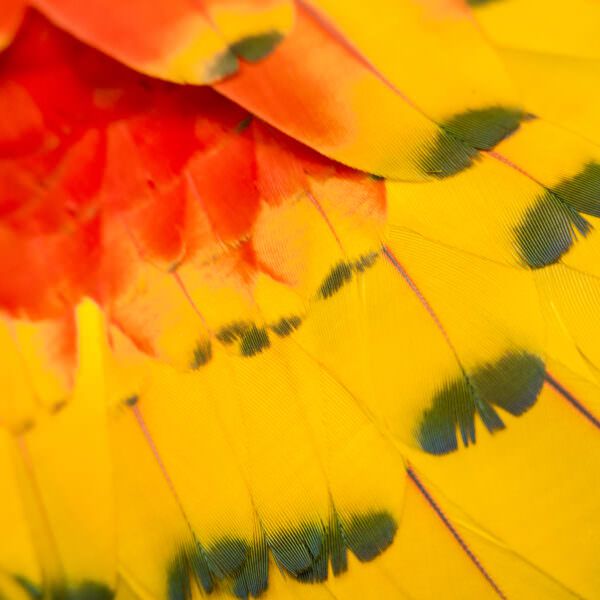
top-left (1, 2), bottom-right (600, 600)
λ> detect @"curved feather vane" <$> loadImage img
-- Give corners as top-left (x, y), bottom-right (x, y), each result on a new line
top-left (468, 0), bottom-right (600, 60)
top-left (30, 0), bottom-right (293, 84)
top-left (214, 0), bottom-right (528, 180)
top-left (468, 0), bottom-right (600, 147)
top-left (2, 3), bottom-right (600, 600)
top-left (496, 48), bottom-right (600, 147)
top-left (0, 0), bottom-right (24, 51)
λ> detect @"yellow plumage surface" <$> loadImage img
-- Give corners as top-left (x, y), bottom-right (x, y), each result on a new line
top-left (1, 1), bottom-right (600, 599)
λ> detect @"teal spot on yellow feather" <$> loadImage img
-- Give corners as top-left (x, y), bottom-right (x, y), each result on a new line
top-left (168, 549), bottom-right (192, 600)
top-left (191, 340), bottom-right (213, 369)
top-left (353, 252), bottom-right (379, 273)
top-left (269, 523), bottom-right (325, 582)
top-left (467, 0), bottom-right (502, 6)
top-left (240, 326), bottom-right (270, 356)
top-left (12, 577), bottom-right (41, 600)
top-left (421, 107), bottom-right (525, 178)
top-left (207, 538), bottom-right (247, 579)
top-left (165, 509), bottom-right (396, 597)
top-left (230, 32), bottom-right (283, 62)
top-left (168, 543), bottom-right (214, 600)
top-left (418, 352), bottom-right (545, 454)
top-left (443, 107), bottom-right (525, 149)
top-left (270, 316), bottom-right (302, 337)
top-left (319, 252), bottom-right (380, 299)
top-left (515, 162), bottom-right (600, 268)
top-left (216, 322), bottom-right (252, 345)
top-left (231, 537), bottom-right (269, 599)
top-left (327, 510), bottom-right (348, 576)
top-left (550, 162), bottom-right (600, 217)
top-left (206, 50), bottom-right (239, 81)
top-left (68, 582), bottom-right (114, 600)
top-left (342, 512), bottom-right (397, 562)
top-left (515, 194), bottom-right (590, 268)
top-left (124, 394), bottom-right (139, 407)
top-left (13, 578), bottom-right (113, 600)
top-left (319, 263), bottom-right (353, 298)
top-left (208, 251), bottom-right (379, 365)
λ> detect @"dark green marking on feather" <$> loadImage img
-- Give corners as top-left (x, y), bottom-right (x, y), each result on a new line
top-left (267, 511), bottom-right (395, 583)
top-left (124, 394), bottom-right (139, 407)
top-left (420, 107), bottom-right (525, 178)
top-left (515, 162), bottom-right (600, 268)
top-left (168, 548), bottom-right (192, 600)
top-left (269, 316), bottom-right (302, 337)
top-left (319, 263), bottom-right (353, 298)
top-left (269, 523), bottom-right (326, 582)
top-left (12, 576), bottom-right (42, 600)
top-left (206, 538), bottom-right (247, 579)
top-left (240, 326), bottom-right (270, 357)
top-left (168, 543), bottom-right (214, 600)
top-left (421, 135), bottom-right (478, 179)
top-left (215, 321), bottom-right (272, 357)
top-left (206, 50), bottom-right (239, 81)
top-left (13, 577), bottom-right (114, 600)
top-left (319, 252), bottom-right (380, 299)
top-left (168, 537), bottom-right (268, 600)
top-left (515, 195), bottom-right (590, 268)
top-left (418, 351), bottom-right (545, 455)
top-left (165, 509), bottom-right (396, 597)
top-left (353, 252), bottom-right (379, 273)
top-left (216, 322), bottom-right (252, 345)
top-left (467, 0), bottom-right (503, 6)
top-left (189, 543), bottom-right (214, 594)
top-left (327, 510), bottom-right (348, 576)
top-left (342, 511), bottom-right (397, 562)
top-left (68, 582), bottom-right (114, 600)
top-left (230, 32), bottom-right (284, 62)
top-left (190, 340), bottom-right (213, 369)
top-left (443, 107), bottom-right (526, 149)
top-left (212, 251), bottom-right (379, 359)
top-left (230, 537), bottom-right (269, 599)
top-left (556, 162), bottom-right (600, 217)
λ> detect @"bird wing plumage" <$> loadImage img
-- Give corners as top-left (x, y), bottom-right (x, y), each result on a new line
top-left (1, 3), bottom-right (600, 600)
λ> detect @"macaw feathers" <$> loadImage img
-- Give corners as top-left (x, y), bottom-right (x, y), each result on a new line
top-left (2, 2), bottom-right (600, 600)
top-left (31, 0), bottom-right (293, 84)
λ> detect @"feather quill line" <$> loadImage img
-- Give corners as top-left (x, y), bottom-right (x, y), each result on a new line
top-left (544, 373), bottom-right (600, 429)
top-left (14, 435), bottom-right (66, 590)
top-left (306, 189), bottom-right (345, 251)
top-left (382, 245), bottom-right (457, 355)
top-left (295, 0), bottom-right (423, 113)
top-left (406, 465), bottom-right (507, 600)
top-left (131, 404), bottom-right (207, 553)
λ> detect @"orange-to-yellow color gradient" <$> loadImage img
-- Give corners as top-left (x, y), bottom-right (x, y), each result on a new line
top-left (2, 1), bottom-right (600, 599)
